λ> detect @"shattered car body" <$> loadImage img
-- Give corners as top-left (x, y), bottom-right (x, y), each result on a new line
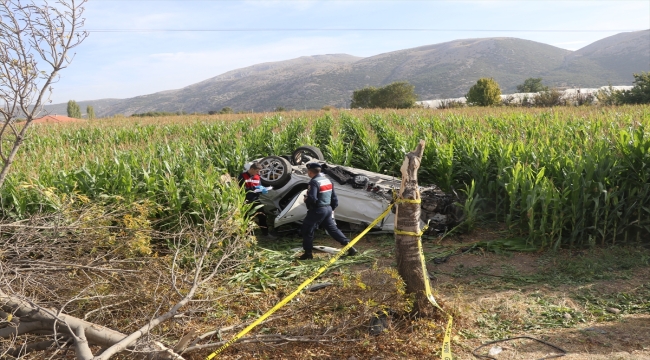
top-left (249, 146), bottom-right (462, 234)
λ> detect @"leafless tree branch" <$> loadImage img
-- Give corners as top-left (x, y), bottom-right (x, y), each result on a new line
top-left (93, 214), bottom-right (245, 360)
top-left (0, 205), bottom-right (254, 359)
top-left (0, 0), bottom-right (88, 188)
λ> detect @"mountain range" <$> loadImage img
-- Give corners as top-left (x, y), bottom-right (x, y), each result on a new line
top-left (44, 30), bottom-right (650, 116)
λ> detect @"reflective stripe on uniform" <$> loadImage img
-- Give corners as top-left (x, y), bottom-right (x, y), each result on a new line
top-left (317, 178), bottom-right (333, 193)
top-left (241, 173), bottom-right (260, 190)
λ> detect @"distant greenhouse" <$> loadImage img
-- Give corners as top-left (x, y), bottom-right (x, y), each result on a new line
top-left (417, 85), bottom-right (634, 108)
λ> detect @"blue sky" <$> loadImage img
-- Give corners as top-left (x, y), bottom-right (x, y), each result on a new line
top-left (50, 0), bottom-right (649, 103)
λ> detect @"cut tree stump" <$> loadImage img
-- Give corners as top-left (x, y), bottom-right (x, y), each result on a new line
top-left (394, 140), bottom-right (434, 316)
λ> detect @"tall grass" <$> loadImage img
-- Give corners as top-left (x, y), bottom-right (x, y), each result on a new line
top-left (4, 106), bottom-right (649, 248)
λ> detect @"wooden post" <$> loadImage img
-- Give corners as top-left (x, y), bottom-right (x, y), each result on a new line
top-left (394, 140), bottom-right (431, 316)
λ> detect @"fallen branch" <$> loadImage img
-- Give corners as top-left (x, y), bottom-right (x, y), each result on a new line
top-left (153, 341), bottom-right (187, 360)
top-left (1, 201), bottom-right (254, 358)
top-left (91, 215), bottom-right (247, 360)
top-left (0, 289), bottom-right (129, 348)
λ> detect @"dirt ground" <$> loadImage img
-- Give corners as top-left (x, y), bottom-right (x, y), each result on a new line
top-left (216, 227), bottom-right (650, 360)
top-left (429, 254), bottom-right (650, 360)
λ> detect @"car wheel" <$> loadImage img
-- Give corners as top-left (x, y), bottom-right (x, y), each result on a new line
top-left (292, 145), bottom-right (324, 165)
top-left (259, 156), bottom-right (293, 188)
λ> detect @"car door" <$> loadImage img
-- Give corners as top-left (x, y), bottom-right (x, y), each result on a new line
top-left (332, 186), bottom-right (392, 229)
top-left (274, 189), bottom-right (308, 227)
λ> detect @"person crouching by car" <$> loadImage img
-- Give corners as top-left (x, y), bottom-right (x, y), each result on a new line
top-left (239, 162), bottom-right (276, 239)
top-left (299, 162), bottom-right (357, 260)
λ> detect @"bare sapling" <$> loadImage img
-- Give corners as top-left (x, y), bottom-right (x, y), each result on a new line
top-left (0, 0), bottom-right (88, 187)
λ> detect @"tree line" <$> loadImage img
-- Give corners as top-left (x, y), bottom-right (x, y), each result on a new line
top-left (65, 72), bottom-right (650, 119)
top-left (350, 72), bottom-right (650, 109)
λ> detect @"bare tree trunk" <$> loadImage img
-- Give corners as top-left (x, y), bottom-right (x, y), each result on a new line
top-left (0, 288), bottom-right (129, 348)
top-left (0, 287), bottom-right (188, 359)
top-left (394, 140), bottom-right (431, 316)
top-left (0, 124), bottom-right (31, 186)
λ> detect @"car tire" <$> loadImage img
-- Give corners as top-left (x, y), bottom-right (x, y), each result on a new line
top-left (259, 156), bottom-right (293, 188)
top-left (291, 145), bottom-right (325, 165)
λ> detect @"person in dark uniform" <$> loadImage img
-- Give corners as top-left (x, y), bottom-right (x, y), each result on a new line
top-left (299, 162), bottom-right (357, 260)
top-left (238, 162), bottom-right (276, 238)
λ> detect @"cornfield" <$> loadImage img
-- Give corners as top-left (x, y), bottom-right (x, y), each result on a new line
top-left (4, 106), bottom-right (649, 249)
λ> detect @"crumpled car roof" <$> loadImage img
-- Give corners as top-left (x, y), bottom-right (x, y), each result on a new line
top-left (287, 161), bottom-right (463, 233)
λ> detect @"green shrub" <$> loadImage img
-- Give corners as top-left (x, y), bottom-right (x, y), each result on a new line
top-left (373, 82), bottom-right (417, 109)
top-left (466, 78), bottom-right (502, 106)
top-left (350, 87), bottom-right (378, 109)
top-left (350, 81), bottom-right (417, 109)
top-left (209, 107), bottom-right (234, 115)
top-left (437, 99), bottom-right (465, 109)
top-left (597, 85), bottom-right (620, 106)
top-left (516, 77), bottom-right (548, 93)
top-left (617, 72), bottom-right (650, 104)
top-left (534, 89), bottom-right (563, 107)
top-left (131, 111), bottom-right (185, 117)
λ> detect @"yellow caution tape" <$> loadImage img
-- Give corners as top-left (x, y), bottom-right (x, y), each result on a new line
top-left (394, 196), bottom-right (425, 236)
top-left (205, 205), bottom-right (394, 359)
top-left (394, 221), bottom-right (430, 237)
top-left (394, 229), bottom-right (424, 236)
top-left (394, 198), bottom-right (422, 204)
top-left (418, 234), bottom-right (453, 360)
top-left (206, 197), bottom-right (453, 359)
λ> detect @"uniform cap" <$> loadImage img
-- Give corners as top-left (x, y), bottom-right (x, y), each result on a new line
top-left (306, 162), bottom-right (322, 169)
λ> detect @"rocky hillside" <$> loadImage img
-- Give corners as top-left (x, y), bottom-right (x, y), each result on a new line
top-left (44, 30), bottom-right (650, 116)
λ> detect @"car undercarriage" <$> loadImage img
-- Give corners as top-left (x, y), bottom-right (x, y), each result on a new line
top-left (248, 146), bottom-right (464, 235)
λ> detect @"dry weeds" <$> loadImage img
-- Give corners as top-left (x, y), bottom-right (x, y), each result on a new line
top-left (2, 204), bottom-right (648, 359)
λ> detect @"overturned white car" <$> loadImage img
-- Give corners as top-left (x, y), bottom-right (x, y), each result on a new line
top-left (250, 146), bottom-right (462, 234)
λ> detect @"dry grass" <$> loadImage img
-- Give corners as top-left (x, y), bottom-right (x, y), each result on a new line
top-left (192, 231), bottom-right (650, 360)
top-left (2, 205), bottom-right (648, 359)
